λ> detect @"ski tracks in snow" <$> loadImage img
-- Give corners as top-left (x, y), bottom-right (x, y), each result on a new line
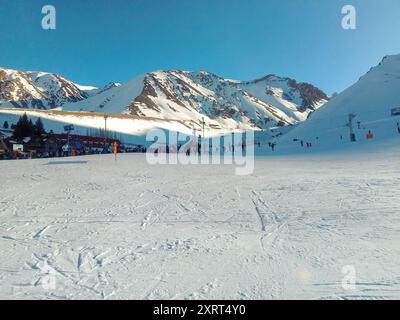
top-left (1, 154), bottom-right (400, 299)
top-left (250, 189), bottom-right (288, 249)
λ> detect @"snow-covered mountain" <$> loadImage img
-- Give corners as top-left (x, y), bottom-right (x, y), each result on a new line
top-left (0, 67), bottom-right (328, 131)
top-left (0, 67), bottom-right (99, 109)
top-left (63, 70), bottom-right (329, 131)
top-left (279, 54), bottom-right (400, 148)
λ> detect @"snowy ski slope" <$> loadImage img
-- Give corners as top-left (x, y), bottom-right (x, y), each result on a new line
top-left (0, 148), bottom-right (399, 299)
top-left (278, 54), bottom-right (400, 151)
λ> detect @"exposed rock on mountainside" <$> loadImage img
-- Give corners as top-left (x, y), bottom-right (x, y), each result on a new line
top-left (0, 67), bottom-right (92, 109)
top-left (1, 67), bottom-right (329, 131)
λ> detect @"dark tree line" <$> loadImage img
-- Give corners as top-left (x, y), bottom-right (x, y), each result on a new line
top-left (12, 113), bottom-right (46, 139)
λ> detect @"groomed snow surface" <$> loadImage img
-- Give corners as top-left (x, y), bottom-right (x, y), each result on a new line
top-left (1, 146), bottom-right (400, 300)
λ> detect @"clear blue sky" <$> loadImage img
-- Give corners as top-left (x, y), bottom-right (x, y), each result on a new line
top-left (1, 0), bottom-right (400, 94)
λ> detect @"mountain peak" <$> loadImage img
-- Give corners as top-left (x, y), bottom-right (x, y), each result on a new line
top-left (1, 66), bottom-right (329, 132)
top-left (0, 68), bottom-right (90, 109)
